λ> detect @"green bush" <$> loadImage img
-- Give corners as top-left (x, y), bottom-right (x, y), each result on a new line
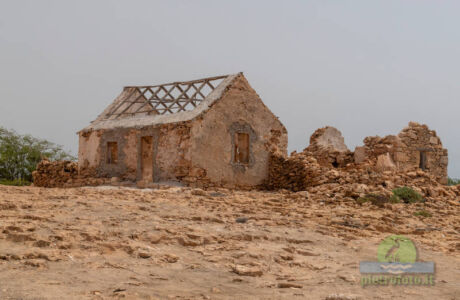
top-left (0, 127), bottom-right (75, 182)
top-left (447, 178), bottom-right (460, 186)
top-left (356, 187), bottom-right (424, 207)
top-left (392, 187), bottom-right (424, 203)
top-left (414, 210), bottom-right (432, 218)
top-left (356, 193), bottom-right (399, 207)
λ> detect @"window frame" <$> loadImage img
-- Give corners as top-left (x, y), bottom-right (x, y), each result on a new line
top-left (106, 141), bottom-right (118, 165)
top-left (233, 132), bottom-right (250, 165)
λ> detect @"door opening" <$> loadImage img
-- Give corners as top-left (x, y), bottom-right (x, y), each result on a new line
top-left (141, 136), bottom-right (154, 182)
top-left (419, 151), bottom-right (427, 170)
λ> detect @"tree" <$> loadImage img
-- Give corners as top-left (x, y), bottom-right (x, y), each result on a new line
top-left (448, 177), bottom-right (460, 186)
top-left (0, 127), bottom-right (75, 182)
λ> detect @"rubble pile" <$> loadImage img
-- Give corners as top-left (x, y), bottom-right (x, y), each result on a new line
top-left (32, 160), bottom-right (111, 188)
top-left (266, 151), bottom-right (459, 200)
top-left (265, 152), bottom-right (323, 191)
top-left (358, 135), bottom-right (401, 163)
top-left (265, 126), bottom-right (356, 191)
top-left (266, 122), bottom-right (458, 201)
top-left (32, 160), bottom-right (78, 188)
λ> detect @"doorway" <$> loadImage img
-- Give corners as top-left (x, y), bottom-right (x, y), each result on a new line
top-left (419, 151), bottom-right (427, 171)
top-left (140, 136), bottom-right (154, 182)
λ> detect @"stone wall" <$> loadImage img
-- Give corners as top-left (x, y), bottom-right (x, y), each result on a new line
top-left (78, 122), bottom-right (194, 184)
top-left (355, 122), bottom-right (448, 184)
top-left (303, 126), bottom-right (354, 168)
top-left (32, 160), bottom-right (78, 188)
top-left (396, 122), bottom-right (448, 184)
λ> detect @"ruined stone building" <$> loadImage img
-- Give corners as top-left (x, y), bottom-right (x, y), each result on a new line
top-left (78, 73), bottom-right (287, 188)
top-left (304, 123), bottom-right (448, 183)
top-left (302, 123), bottom-right (448, 184)
top-left (354, 122), bottom-right (448, 184)
top-left (266, 122), bottom-right (448, 191)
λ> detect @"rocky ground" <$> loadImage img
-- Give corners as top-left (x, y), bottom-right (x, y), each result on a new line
top-left (0, 184), bottom-right (458, 299)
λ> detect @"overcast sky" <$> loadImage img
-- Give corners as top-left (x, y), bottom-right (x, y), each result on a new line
top-left (1, 0), bottom-right (459, 177)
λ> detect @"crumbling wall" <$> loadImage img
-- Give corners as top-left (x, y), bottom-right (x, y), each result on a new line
top-left (78, 130), bottom-right (101, 175)
top-left (396, 122), bottom-right (448, 184)
top-left (33, 160), bottom-right (78, 188)
top-left (77, 123), bottom-right (194, 185)
top-left (265, 152), bottom-right (324, 191)
top-left (266, 122), bottom-right (449, 191)
top-left (33, 160), bottom-right (113, 188)
top-left (355, 122), bottom-right (448, 184)
top-left (303, 126), bottom-right (354, 168)
top-left (265, 126), bottom-right (355, 190)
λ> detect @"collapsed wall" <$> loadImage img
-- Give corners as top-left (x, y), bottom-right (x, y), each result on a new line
top-left (32, 160), bottom-right (78, 188)
top-left (32, 160), bottom-right (111, 188)
top-left (304, 126), bottom-right (354, 168)
top-left (265, 122), bottom-right (449, 191)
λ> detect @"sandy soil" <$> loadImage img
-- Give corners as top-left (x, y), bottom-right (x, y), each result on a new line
top-left (0, 185), bottom-right (458, 300)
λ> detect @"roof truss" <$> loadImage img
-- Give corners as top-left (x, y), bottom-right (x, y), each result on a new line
top-left (105, 75), bottom-right (229, 118)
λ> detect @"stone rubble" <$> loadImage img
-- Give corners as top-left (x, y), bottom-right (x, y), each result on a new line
top-left (265, 122), bottom-right (456, 202)
top-left (32, 160), bottom-right (111, 188)
top-left (0, 184), bottom-right (457, 298)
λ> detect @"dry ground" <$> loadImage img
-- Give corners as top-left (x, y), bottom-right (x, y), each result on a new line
top-left (0, 185), bottom-right (458, 300)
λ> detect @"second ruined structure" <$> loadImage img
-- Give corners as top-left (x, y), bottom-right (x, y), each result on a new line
top-left (266, 122), bottom-right (448, 191)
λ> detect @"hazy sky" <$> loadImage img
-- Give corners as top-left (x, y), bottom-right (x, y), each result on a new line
top-left (1, 1), bottom-right (459, 177)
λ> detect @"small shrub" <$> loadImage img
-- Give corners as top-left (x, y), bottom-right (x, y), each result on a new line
top-left (392, 187), bottom-right (423, 204)
top-left (356, 193), bottom-right (398, 207)
top-left (389, 194), bottom-right (401, 203)
top-left (414, 210), bottom-right (432, 218)
top-left (0, 179), bottom-right (31, 186)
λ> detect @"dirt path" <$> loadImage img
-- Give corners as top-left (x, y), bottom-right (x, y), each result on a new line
top-left (0, 185), bottom-right (458, 299)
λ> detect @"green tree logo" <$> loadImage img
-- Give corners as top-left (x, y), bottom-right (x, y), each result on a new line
top-left (377, 235), bottom-right (417, 263)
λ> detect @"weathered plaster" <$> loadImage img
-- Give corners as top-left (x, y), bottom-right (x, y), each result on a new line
top-left (78, 131), bottom-right (101, 171)
top-left (189, 74), bottom-right (288, 188)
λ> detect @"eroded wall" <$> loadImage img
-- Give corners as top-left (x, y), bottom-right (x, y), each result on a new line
top-left (302, 126), bottom-right (354, 168)
top-left (78, 131), bottom-right (101, 175)
top-left (355, 122), bottom-right (448, 184)
top-left (397, 122), bottom-right (448, 183)
top-left (78, 124), bottom-right (193, 183)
